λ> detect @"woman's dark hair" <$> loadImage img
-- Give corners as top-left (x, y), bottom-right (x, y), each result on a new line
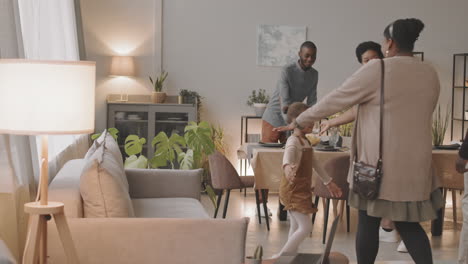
top-left (355, 41), bottom-right (384, 63)
top-left (287, 102), bottom-right (309, 124)
top-left (384, 18), bottom-right (425, 52)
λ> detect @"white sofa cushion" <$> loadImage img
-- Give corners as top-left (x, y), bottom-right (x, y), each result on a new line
top-left (80, 132), bottom-right (134, 217)
top-left (132, 198), bottom-right (209, 219)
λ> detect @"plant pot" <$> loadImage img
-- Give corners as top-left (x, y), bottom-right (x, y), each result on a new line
top-left (341, 136), bottom-right (352, 148)
top-left (151, 92), bottom-right (166, 103)
top-left (253, 103), bottom-right (267, 117)
top-left (182, 95), bottom-right (197, 104)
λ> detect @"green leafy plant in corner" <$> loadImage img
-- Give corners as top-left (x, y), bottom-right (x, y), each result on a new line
top-left (246, 89), bottom-right (269, 106)
top-left (149, 71), bottom-right (168, 92)
top-left (150, 132), bottom-right (186, 169)
top-left (432, 105), bottom-right (451, 146)
top-left (184, 121), bottom-right (216, 169)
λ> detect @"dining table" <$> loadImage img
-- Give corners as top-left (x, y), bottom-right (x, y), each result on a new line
top-left (237, 143), bottom-right (462, 236)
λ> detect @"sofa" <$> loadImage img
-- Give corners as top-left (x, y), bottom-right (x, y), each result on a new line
top-left (46, 131), bottom-right (249, 264)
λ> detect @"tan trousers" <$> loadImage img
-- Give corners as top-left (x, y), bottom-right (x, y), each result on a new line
top-left (459, 172), bottom-right (468, 264)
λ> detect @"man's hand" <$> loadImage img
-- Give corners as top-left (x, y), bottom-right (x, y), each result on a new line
top-left (455, 157), bottom-right (468, 174)
top-left (284, 164), bottom-right (298, 183)
top-left (319, 120), bottom-right (332, 135)
top-left (282, 106), bottom-right (289, 114)
top-left (273, 122), bottom-right (295, 132)
top-left (326, 181), bottom-right (342, 198)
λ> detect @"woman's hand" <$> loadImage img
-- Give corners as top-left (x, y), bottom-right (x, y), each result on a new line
top-left (284, 164), bottom-right (298, 183)
top-left (455, 157), bottom-right (468, 174)
top-left (325, 181), bottom-right (342, 198)
top-left (319, 120), bottom-right (332, 135)
top-left (273, 122), bottom-right (295, 132)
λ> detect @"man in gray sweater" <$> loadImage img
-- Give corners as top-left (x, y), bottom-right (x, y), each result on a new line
top-left (261, 41), bottom-right (319, 143)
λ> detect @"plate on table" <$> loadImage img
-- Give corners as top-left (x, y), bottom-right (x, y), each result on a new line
top-left (259, 142), bottom-right (285, 148)
top-left (315, 145), bottom-right (341, 152)
top-left (433, 144), bottom-right (460, 150)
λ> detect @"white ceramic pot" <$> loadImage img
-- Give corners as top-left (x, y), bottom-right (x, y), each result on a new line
top-left (151, 92), bottom-right (166, 103)
top-left (253, 103), bottom-right (267, 117)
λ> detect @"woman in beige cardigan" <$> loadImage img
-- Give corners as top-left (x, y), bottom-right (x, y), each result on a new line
top-left (276, 18), bottom-right (443, 264)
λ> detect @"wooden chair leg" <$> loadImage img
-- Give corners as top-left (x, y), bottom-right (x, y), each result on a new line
top-left (452, 189), bottom-right (457, 226)
top-left (346, 200), bottom-right (350, 233)
top-left (222, 189), bottom-right (231, 219)
top-left (312, 196), bottom-right (320, 224)
top-left (323, 198), bottom-right (331, 244)
top-left (261, 189), bottom-right (270, 231)
top-left (213, 191), bottom-right (223, 218)
top-left (255, 189), bottom-right (262, 224)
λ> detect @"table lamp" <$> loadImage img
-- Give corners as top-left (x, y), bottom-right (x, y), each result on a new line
top-left (0, 59), bottom-right (95, 264)
top-left (109, 56), bottom-right (135, 102)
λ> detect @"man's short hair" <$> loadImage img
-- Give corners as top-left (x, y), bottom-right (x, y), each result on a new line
top-left (300, 41), bottom-right (317, 51)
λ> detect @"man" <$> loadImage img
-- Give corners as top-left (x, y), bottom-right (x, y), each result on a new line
top-left (455, 131), bottom-right (468, 264)
top-left (261, 41), bottom-right (318, 143)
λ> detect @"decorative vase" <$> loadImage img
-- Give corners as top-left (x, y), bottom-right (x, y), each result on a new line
top-left (151, 92), bottom-right (166, 103)
top-left (178, 95), bottom-right (183, 104)
top-left (253, 103), bottom-right (267, 117)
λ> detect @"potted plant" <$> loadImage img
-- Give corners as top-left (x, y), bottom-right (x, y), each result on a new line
top-left (149, 71), bottom-right (168, 103)
top-left (179, 89), bottom-right (203, 120)
top-left (432, 105), bottom-right (450, 147)
top-left (246, 89), bottom-right (269, 117)
top-left (246, 245), bottom-right (263, 264)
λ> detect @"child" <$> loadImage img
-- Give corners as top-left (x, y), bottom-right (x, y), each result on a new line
top-left (273, 102), bottom-right (342, 258)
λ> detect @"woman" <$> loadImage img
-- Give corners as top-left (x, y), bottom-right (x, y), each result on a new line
top-left (276, 18), bottom-right (443, 264)
top-left (321, 41), bottom-right (407, 252)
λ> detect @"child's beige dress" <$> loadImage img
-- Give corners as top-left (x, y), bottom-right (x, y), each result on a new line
top-left (279, 135), bottom-right (331, 214)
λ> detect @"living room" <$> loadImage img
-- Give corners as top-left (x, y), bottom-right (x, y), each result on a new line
top-left (1, 0), bottom-right (467, 263)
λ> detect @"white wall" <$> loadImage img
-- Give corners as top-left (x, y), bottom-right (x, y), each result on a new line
top-left (83, 0), bottom-right (468, 163)
top-left (80, 0), bottom-right (162, 131)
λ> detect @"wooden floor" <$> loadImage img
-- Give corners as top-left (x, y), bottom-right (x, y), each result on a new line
top-left (200, 190), bottom-right (462, 264)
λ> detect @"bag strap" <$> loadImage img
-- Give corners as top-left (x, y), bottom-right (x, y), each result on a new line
top-left (353, 59), bottom-right (385, 164)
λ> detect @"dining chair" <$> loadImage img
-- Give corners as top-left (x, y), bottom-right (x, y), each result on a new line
top-left (208, 151), bottom-right (255, 218)
top-left (432, 152), bottom-right (464, 226)
top-left (312, 155), bottom-right (351, 244)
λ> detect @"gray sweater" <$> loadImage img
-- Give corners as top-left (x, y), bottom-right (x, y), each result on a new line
top-left (262, 61), bottom-right (318, 127)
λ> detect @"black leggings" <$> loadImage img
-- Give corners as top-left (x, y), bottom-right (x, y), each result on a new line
top-left (356, 210), bottom-right (433, 264)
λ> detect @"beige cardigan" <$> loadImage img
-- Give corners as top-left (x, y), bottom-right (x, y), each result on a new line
top-left (296, 57), bottom-right (440, 202)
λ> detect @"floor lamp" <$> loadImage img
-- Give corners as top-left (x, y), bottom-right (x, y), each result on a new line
top-left (0, 59), bottom-right (96, 264)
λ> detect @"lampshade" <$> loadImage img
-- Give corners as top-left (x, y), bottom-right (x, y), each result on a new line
top-left (110, 56), bottom-right (135, 76)
top-left (0, 59), bottom-right (96, 135)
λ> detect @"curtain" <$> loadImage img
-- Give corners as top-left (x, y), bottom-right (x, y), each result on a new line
top-left (0, 135), bottom-right (35, 261)
top-left (18, 0), bottom-right (83, 163)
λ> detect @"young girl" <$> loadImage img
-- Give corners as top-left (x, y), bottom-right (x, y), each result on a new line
top-left (273, 102), bottom-right (342, 258)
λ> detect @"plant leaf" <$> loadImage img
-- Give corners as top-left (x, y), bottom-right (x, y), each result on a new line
top-left (149, 153), bottom-right (169, 168)
top-left (108, 127), bottom-right (119, 141)
top-left (178, 149), bottom-right (194, 170)
top-left (124, 155), bottom-right (148, 169)
top-left (91, 133), bottom-right (101, 141)
top-left (125, 135), bottom-right (146, 156)
top-left (205, 184), bottom-right (218, 209)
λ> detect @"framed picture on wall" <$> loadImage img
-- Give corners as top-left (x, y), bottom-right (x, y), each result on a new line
top-left (257, 25), bottom-right (307, 67)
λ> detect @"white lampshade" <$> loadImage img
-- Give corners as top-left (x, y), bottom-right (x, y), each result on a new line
top-left (0, 59), bottom-right (96, 135)
top-left (110, 56), bottom-right (135, 76)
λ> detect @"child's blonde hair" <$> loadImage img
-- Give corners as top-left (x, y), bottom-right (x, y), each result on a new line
top-left (286, 102), bottom-right (308, 124)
